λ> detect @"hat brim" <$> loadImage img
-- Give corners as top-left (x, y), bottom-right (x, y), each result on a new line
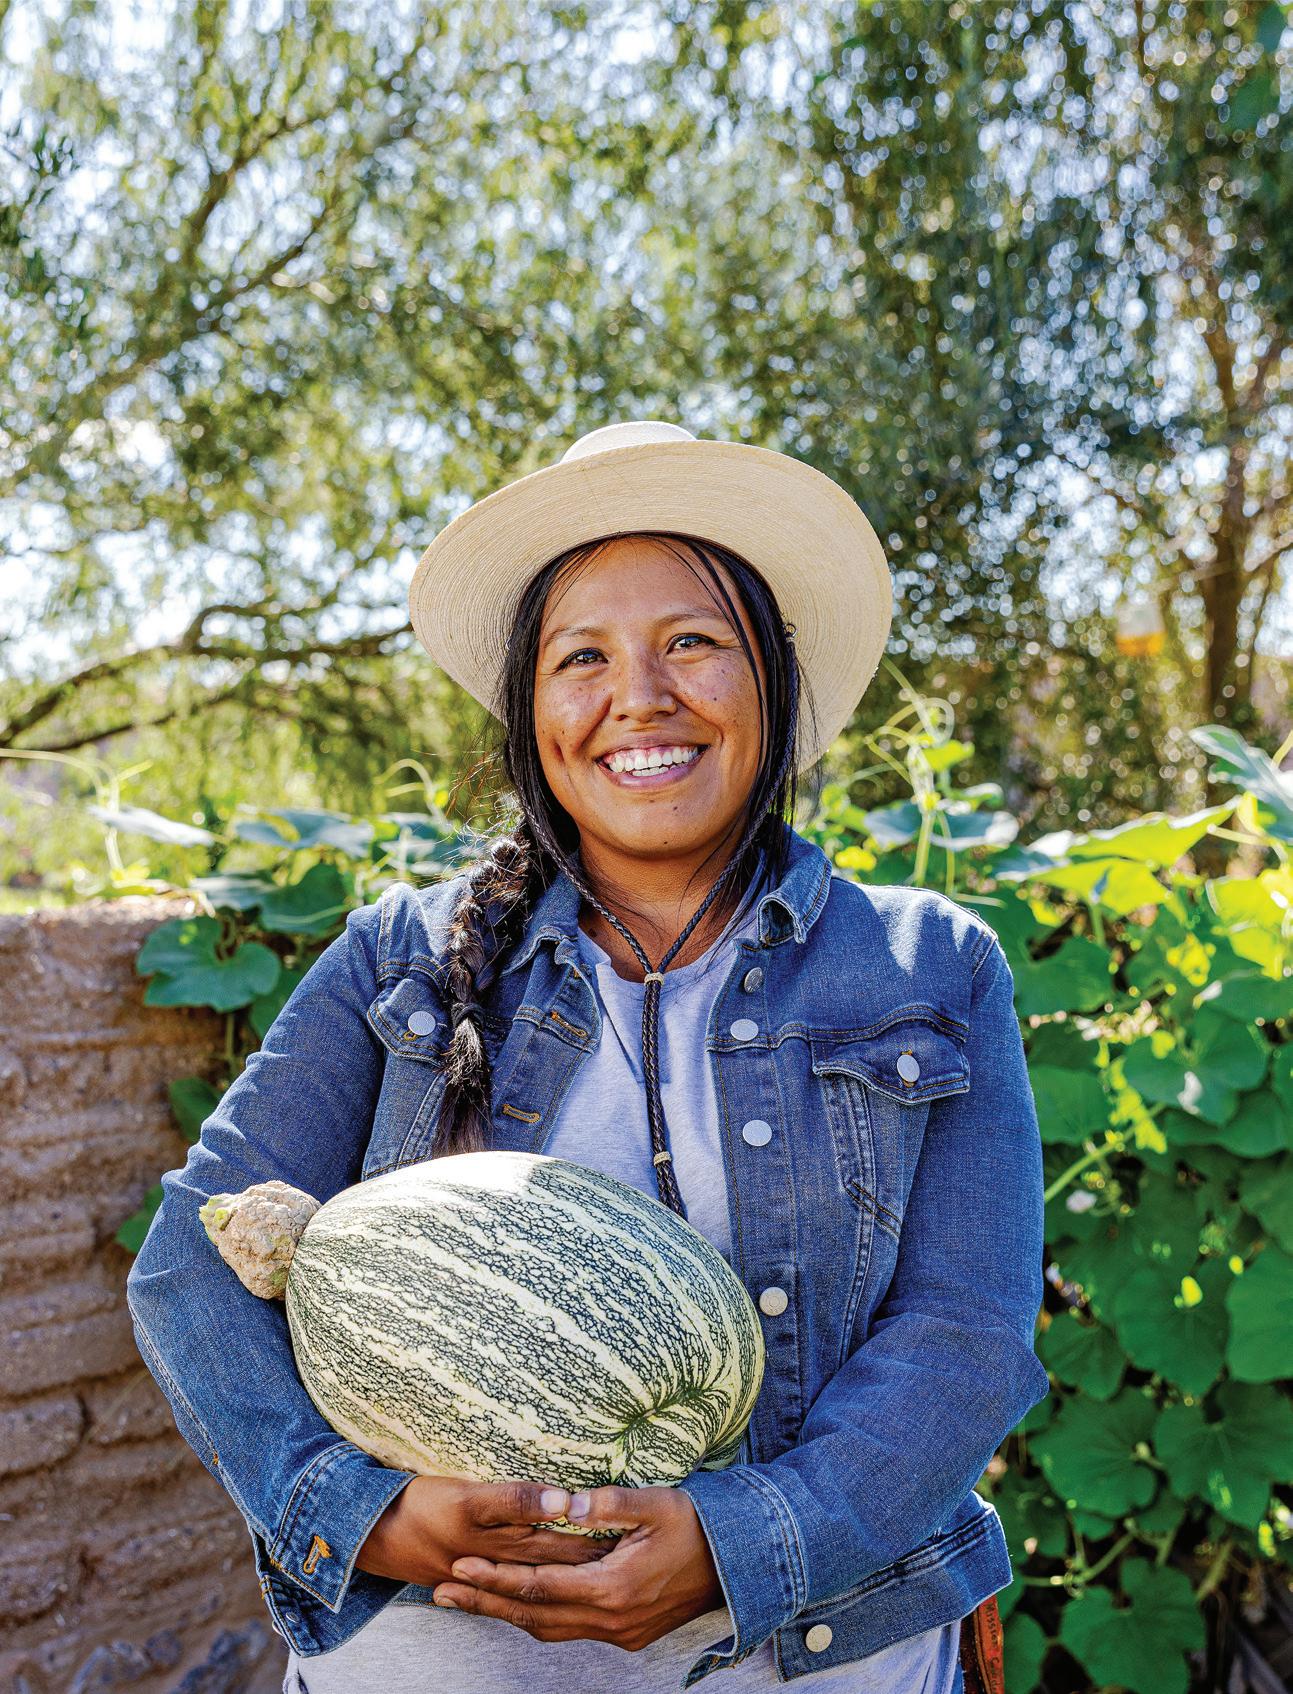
top-left (409, 439), bottom-right (892, 773)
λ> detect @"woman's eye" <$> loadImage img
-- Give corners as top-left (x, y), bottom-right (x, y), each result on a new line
top-left (556, 634), bottom-right (714, 671)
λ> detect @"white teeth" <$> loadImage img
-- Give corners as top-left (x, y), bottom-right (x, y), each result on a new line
top-left (604, 744), bottom-right (701, 775)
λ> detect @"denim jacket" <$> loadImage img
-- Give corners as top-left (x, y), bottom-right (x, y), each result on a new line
top-left (125, 820), bottom-right (1048, 1686)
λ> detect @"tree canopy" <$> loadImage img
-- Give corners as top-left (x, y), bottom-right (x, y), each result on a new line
top-left (2, 0), bottom-right (1290, 883)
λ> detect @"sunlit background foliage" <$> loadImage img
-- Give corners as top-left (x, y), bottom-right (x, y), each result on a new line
top-left (3, 3), bottom-right (1293, 1690)
top-left (2, 0), bottom-right (1291, 898)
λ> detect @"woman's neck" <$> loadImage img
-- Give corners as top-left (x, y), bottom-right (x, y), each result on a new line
top-left (574, 841), bottom-right (761, 979)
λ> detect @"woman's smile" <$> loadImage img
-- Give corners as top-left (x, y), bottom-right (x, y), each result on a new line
top-left (595, 742), bottom-right (708, 787)
top-left (532, 534), bottom-right (766, 890)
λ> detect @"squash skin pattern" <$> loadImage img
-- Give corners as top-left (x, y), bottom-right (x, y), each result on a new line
top-left (206, 1152), bottom-right (765, 1536)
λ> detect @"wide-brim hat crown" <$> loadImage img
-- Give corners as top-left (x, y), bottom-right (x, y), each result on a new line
top-left (409, 420), bottom-right (893, 772)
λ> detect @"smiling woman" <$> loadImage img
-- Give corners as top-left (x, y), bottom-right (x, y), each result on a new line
top-left (126, 421), bottom-right (1042, 1694)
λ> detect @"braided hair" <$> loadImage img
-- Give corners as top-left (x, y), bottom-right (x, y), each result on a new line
top-left (432, 531), bottom-right (820, 1168)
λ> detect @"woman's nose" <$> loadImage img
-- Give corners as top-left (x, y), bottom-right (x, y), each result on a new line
top-left (609, 649), bottom-right (677, 719)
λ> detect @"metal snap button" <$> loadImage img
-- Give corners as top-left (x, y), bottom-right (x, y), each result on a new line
top-left (729, 1018), bottom-right (759, 1042)
top-left (805, 1624), bottom-right (833, 1653)
top-left (741, 1119), bottom-right (772, 1146)
top-left (758, 1286), bottom-right (788, 1316)
top-left (741, 966), bottom-right (763, 993)
top-left (896, 1052), bottom-right (921, 1083)
top-left (407, 1011), bottom-right (437, 1036)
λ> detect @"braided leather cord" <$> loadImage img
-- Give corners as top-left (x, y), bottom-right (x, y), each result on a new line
top-left (573, 622), bottom-right (800, 1216)
top-left (578, 862), bottom-right (739, 1214)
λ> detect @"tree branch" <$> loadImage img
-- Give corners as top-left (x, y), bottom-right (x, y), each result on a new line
top-left (0, 617), bottom-right (412, 748)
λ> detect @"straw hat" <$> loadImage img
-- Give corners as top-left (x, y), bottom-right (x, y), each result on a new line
top-left (409, 420), bottom-right (892, 772)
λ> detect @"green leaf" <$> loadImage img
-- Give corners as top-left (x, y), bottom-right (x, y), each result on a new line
top-left (168, 1076), bottom-right (221, 1142)
top-left (137, 915), bottom-right (223, 977)
top-left (1194, 1007), bottom-right (1270, 1091)
top-left (1239, 1156), bottom-right (1293, 1252)
top-left (1037, 1311), bottom-right (1126, 1400)
top-left (1029, 1066), bottom-right (1109, 1145)
top-left (1130, 1486), bottom-right (1187, 1537)
top-left (1122, 1034), bottom-right (1239, 1126)
top-left (1057, 1559), bottom-right (1204, 1694)
top-left (88, 804), bottom-right (218, 847)
top-left (918, 737), bottom-right (973, 774)
top-left (256, 863), bottom-right (350, 936)
top-left (1031, 1389), bottom-right (1158, 1517)
top-left (250, 966), bottom-right (306, 1039)
top-left (1003, 1610), bottom-right (1048, 1694)
top-left (377, 811), bottom-right (453, 841)
top-left (232, 807), bottom-right (375, 856)
top-left (1069, 1505), bottom-right (1121, 1539)
top-left (192, 871), bottom-right (278, 912)
top-left (1197, 1087), bottom-right (1292, 1157)
top-left (1190, 726), bottom-right (1293, 841)
top-left (861, 800), bottom-right (921, 847)
top-left (115, 1184), bottom-right (163, 1253)
top-left (143, 941), bottom-right (281, 1013)
top-left (1226, 1245), bottom-right (1293, 1381)
top-left (1110, 1258), bottom-right (1229, 1395)
top-left (1029, 856), bottom-right (1169, 916)
top-left (1013, 937), bottom-right (1114, 1017)
top-left (1155, 1382), bottom-right (1293, 1526)
top-left (989, 1471), bottom-right (1069, 1560)
top-left (1195, 969), bottom-right (1292, 1026)
top-left (926, 807), bottom-right (1019, 851)
top-left (1066, 805), bottom-right (1232, 867)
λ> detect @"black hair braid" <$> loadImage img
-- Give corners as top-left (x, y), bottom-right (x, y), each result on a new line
top-left (435, 823), bottom-right (543, 1156)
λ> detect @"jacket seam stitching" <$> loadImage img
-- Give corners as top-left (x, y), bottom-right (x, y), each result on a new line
top-left (129, 1315), bottom-right (229, 1487)
top-left (969, 930), bottom-right (999, 980)
top-left (741, 1468), bottom-right (807, 1615)
top-left (274, 1442), bottom-right (359, 1602)
top-left (794, 1508), bottom-right (997, 1616)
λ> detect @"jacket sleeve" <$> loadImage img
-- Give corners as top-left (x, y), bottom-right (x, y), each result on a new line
top-left (676, 931), bottom-right (1050, 1672)
top-left (125, 895), bottom-right (418, 1653)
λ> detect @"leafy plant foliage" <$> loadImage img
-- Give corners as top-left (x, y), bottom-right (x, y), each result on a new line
top-left (106, 715), bottom-right (1291, 1693)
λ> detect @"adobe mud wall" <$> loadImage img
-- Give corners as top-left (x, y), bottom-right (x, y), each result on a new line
top-left (0, 899), bottom-right (285, 1694)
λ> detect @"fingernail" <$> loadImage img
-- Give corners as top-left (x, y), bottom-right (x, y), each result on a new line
top-left (434, 1592), bottom-right (458, 1609)
top-left (569, 1492), bottom-right (590, 1519)
top-left (540, 1488), bottom-right (568, 1513)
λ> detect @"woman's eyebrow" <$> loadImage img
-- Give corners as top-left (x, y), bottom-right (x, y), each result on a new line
top-left (540, 607), bottom-right (728, 650)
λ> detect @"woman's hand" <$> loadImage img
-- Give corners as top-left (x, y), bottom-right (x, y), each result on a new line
top-left (430, 1484), bottom-right (726, 1651)
top-left (355, 1476), bottom-right (615, 1587)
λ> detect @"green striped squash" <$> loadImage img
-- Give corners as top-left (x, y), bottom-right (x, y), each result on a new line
top-left (205, 1151), bottom-right (765, 1519)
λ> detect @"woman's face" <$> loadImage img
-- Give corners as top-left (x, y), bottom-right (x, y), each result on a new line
top-left (533, 536), bottom-right (767, 877)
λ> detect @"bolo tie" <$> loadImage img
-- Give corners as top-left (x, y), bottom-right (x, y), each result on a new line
top-left (571, 621), bottom-right (797, 1218)
top-left (577, 857), bottom-right (744, 1218)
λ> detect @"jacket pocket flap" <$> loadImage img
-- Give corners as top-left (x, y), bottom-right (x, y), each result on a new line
top-left (810, 1018), bottom-right (970, 1103)
top-left (367, 975), bottom-right (446, 1062)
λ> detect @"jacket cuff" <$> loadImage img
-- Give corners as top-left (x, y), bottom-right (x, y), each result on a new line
top-left (252, 1443), bottom-right (415, 1626)
top-left (675, 1464), bottom-right (806, 1686)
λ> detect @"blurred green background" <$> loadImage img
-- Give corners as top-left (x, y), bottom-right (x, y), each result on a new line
top-left (2, 0), bottom-right (1290, 899)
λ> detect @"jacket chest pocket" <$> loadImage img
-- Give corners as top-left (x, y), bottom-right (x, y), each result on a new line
top-left (362, 974), bottom-right (450, 1179)
top-left (810, 1016), bottom-right (970, 1237)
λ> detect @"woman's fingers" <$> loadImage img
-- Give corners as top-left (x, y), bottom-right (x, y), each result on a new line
top-left (511, 1524), bottom-right (616, 1558)
top-left (467, 1479), bottom-right (571, 1529)
top-left (432, 1555), bottom-right (623, 1641)
top-left (448, 1555), bottom-right (616, 1605)
top-left (458, 1478), bottom-right (616, 1561)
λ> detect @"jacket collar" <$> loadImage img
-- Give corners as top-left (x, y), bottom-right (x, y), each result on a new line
top-left (500, 820), bottom-right (832, 978)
